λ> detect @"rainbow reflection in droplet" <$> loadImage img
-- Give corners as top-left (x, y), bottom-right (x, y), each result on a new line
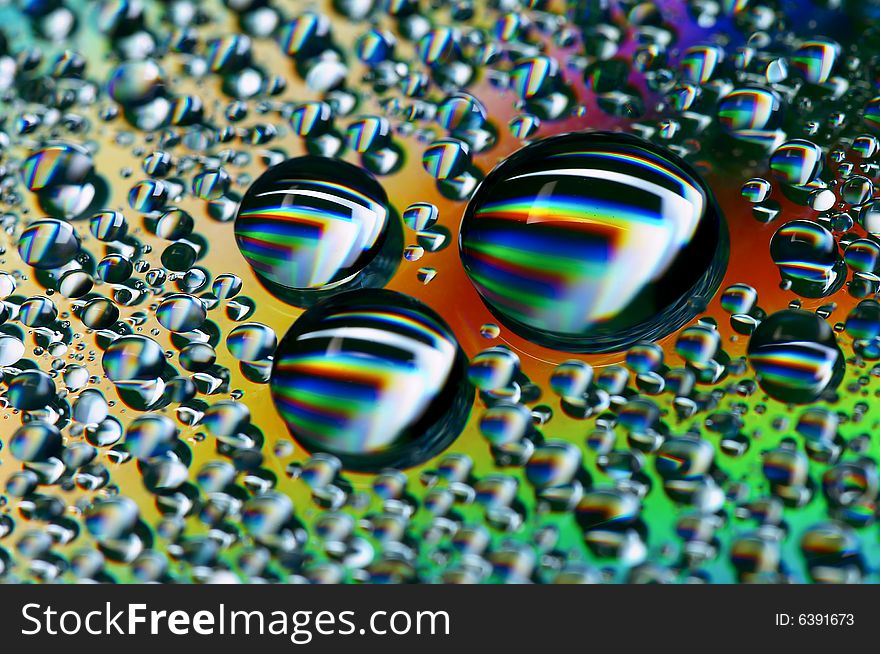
top-left (459, 131), bottom-right (727, 352)
top-left (270, 290), bottom-right (473, 471)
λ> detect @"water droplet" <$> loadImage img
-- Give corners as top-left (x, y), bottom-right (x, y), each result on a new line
top-left (790, 38), bottom-right (840, 85)
top-left (422, 138), bottom-right (470, 179)
top-left (680, 45), bottom-right (724, 84)
top-left (85, 496), bottom-right (139, 541)
top-left (479, 401), bottom-right (531, 446)
top-left (747, 309), bottom-right (844, 403)
top-left (124, 413), bottom-right (179, 460)
top-left (90, 210), bottom-right (127, 241)
top-left (402, 202), bottom-right (439, 231)
top-left (18, 218), bottom-right (81, 269)
top-left (79, 297), bottom-right (120, 329)
top-left (22, 142), bottom-right (98, 218)
top-left (10, 422), bottom-right (62, 462)
top-left (234, 156), bottom-right (396, 298)
top-left (8, 369), bottom-right (56, 410)
top-left (720, 283), bottom-right (758, 314)
top-left (0, 335), bottom-right (25, 366)
top-left (108, 59), bottom-right (166, 106)
top-left (468, 346), bottom-right (520, 391)
top-left (269, 290), bottom-right (473, 471)
top-left (459, 131), bottom-right (727, 352)
top-left (770, 220), bottom-right (845, 297)
top-left (741, 178), bottom-right (771, 203)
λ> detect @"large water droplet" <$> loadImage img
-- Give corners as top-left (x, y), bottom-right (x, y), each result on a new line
top-left (269, 289), bottom-right (473, 471)
top-left (102, 335), bottom-right (166, 383)
top-left (234, 156), bottom-right (400, 304)
top-left (769, 139), bottom-right (824, 187)
top-left (717, 87), bottom-right (784, 148)
top-left (459, 131), bottom-right (728, 352)
top-left (770, 220), bottom-right (845, 297)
